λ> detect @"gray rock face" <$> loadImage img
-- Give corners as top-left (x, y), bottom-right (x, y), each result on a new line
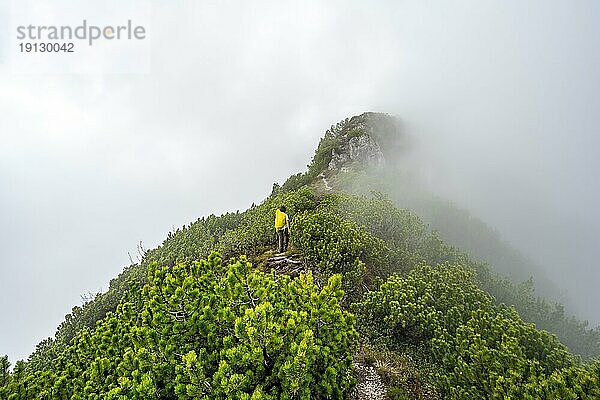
top-left (327, 134), bottom-right (385, 171)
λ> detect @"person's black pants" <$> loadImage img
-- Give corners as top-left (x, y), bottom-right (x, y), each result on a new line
top-left (277, 228), bottom-right (289, 253)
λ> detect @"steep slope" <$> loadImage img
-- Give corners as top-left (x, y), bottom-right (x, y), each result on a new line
top-left (294, 112), bottom-right (600, 360)
top-left (2, 112), bottom-right (599, 399)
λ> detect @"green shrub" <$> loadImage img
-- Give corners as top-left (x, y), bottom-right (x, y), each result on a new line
top-left (353, 265), bottom-right (599, 399)
top-left (6, 253), bottom-right (358, 399)
top-left (218, 186), bottom-right (317, 258)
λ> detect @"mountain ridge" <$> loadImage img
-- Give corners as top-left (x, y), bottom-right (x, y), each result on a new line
top-left (2, 112), bottom-right (599, 399)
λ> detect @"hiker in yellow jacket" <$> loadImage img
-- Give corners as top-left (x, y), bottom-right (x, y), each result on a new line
top-left (275, 206), bottom-right (290, 253)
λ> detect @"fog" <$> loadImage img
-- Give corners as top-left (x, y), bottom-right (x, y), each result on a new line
top-left (1, 1), bottom-right (599, 363)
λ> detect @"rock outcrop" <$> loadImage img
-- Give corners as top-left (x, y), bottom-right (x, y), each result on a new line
top-left (327, 133), bottom-right (385, 171)
top-left (263, 252), bottom-right (305, 276)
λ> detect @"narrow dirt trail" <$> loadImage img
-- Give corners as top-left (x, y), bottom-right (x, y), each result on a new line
top-left (350, 362), bottom-right (388, 400)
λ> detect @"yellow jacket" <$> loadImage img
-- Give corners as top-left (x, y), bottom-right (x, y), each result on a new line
top-left (275, 209), bottom-right (288, 229)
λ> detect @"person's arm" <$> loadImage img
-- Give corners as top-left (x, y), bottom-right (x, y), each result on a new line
top-left (286, 215), bottom-right (290, 231)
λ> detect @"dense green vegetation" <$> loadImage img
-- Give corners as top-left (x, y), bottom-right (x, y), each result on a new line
top-left (2, 113), bottom-right (599, 398)
top-left (354, 265), bottom-right (600, 399)
top-left (1, 254), bottom-right (357, 399)
top-left (328, 191), bottom-right (600, 360)
top-left (334, 167), bottom-right (600, 360)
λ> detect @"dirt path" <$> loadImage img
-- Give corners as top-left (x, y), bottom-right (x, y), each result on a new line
top-left (350, 362), bottom-right (388, 400)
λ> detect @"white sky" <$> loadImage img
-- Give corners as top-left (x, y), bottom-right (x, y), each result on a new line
top-left (1, 0), bottom-right (599, 362)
